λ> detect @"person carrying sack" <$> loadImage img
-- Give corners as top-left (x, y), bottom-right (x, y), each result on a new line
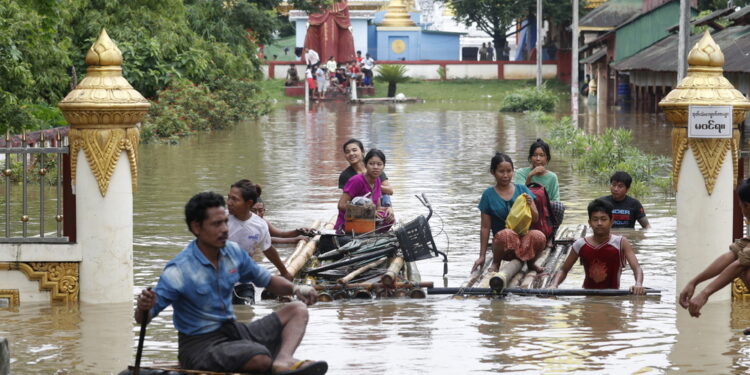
top-left (472, 153), bottom-right (546, 274)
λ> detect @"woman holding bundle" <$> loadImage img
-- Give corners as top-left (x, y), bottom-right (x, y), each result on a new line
top-left (472, 153), bottom-right (546, 273)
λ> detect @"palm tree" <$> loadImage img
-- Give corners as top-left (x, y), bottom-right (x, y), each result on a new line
top-left (376, 64), bottom-right (409, 97)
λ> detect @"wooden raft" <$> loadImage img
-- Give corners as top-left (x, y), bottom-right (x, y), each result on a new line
top-left (453, 224), bottom-right (586, 297)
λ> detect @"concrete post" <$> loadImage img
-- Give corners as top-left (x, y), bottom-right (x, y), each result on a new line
top-left (58, 29), bottom-right (150, 304)
top-left (659, 31), bottom-right (750, 301)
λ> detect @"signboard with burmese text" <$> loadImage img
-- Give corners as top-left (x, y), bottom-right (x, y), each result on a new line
top-left (688, 105), bottom-right (733, 138)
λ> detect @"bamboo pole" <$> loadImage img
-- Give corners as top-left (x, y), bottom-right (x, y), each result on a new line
top-left (427, 287), bottom-right (661, 296)
top-left (409, 288), bottom-right (426, 299)
top-left (520, 247), bottom-right (551, 288)
top-left (337, 257), bottom-right (388, 284)
top-left (353, 289), bottom-right (372, 299)
top-left (286, 217), bottom-right (335, 278)
top-left (489, 259), bottom-right (523, 292)
top-left (509, 271), bottom-right (525, 288)
top-left (313, 281), bottom-right (434, 291)
top-left (538, 224), bottom-right (586, 288)
top-left (405, 261), bottom-right (421, 283)
top-left (283, 220), bottom-right (321, 270)
top-left (381, 256), bottom-right (404, 286)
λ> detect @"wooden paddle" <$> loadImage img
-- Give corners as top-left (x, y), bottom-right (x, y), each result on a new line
top-left (134, 287), bottom-right (151, 375)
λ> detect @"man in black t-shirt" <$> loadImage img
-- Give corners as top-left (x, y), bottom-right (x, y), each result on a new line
top-left (599, 171), bottom-right (651, 229)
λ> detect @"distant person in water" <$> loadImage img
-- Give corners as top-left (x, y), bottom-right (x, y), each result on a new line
top-left (598, 171), bottom-right (651, 229)
top-left (679, 177), bottom-right (750, 318)
top-left (227, 179), bottom-right (294, 281)
top-left (551, 198), bottom-right (645, 294)
top-left (472, 153), bottom-right (546, 274)
top-left (285, 64), bottom-right (300, 86)
top-left (252, 197), bottom-right (316, 245)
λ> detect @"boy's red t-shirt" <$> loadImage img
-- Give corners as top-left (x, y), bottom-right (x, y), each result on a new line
top-left (572, 235), bottom-right (626, 289)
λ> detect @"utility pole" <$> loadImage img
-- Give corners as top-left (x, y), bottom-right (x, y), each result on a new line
top-left (536, 0), bottom-right (543, 89)
top-left (677, 0), bottom-right (690, 82)
top-left (572, 0), bottom-right (579, 126)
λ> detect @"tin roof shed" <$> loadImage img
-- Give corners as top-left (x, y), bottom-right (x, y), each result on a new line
top-left (612, 25), bottom-right (750, 73)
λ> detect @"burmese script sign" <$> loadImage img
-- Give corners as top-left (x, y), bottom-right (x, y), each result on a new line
top-left (688, 105), bottom-right (733, 138)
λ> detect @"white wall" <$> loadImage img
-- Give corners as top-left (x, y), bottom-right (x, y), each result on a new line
top-left (352, 19), bottom-right (370, 55)
top-left (504, 64), bottom-right (557, 80)
top-left (266, 63), bottom-right (558, 80)
top-left (447, 64), bottom-right (497, 79)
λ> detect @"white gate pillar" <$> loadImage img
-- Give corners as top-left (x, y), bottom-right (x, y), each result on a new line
top-left (58, 29), bottom-right (149, 304)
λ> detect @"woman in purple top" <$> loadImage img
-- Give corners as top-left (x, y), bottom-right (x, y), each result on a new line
top-left (338, 138), bottom-right (393, 195)
top-left (335, 149), bottom-right (394, 232)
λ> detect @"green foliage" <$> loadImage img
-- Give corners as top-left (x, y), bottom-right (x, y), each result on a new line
top-left (500, 87), bottom-right (557, 112)
top-left (698, 0), bottom-right (750, 11)
top-left (141, 78), bottom-right (271, 143)
top-left (1, 0), bottom-right (307, 135)
top-left (437, 66), bottom-right (447, 80)
top-left (529, 112), bottom-right (672, 198)
top-left (376, 65), bottom-right (409, 84)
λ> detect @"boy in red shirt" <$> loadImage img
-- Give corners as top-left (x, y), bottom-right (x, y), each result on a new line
top-left (551, 198), bottom-right (645, 293)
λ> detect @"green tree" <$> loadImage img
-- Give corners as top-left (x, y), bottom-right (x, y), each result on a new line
top-left (438, 0), bottom-right (532, 57)
top-left (438, 1), bottom-right (590, 57)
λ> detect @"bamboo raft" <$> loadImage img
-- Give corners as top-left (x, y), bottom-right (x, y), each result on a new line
top-left (445, 224), bottom-right (661, 298)
top-left (260, 213), bottom-right (439, 302)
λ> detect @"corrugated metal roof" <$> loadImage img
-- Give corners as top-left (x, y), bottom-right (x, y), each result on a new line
top-left (612, 25), bottom-right (750, 73)
top-left (581, 49), bottom-right (608, 64)
top-left (667, 7), bottom-right (735, 32)
top-left (728, 5), bottom-right (750, 23)
top-left (580, 0), bottom-right (643, 29)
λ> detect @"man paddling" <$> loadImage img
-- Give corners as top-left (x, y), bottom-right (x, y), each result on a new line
top-left (135, 192), bottom-right (327, 375)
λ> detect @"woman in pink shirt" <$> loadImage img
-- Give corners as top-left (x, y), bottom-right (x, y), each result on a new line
top-left (335, 149), bottom-right (394, 232)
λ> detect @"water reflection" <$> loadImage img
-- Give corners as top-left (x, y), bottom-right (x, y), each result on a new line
top-left (2, 103), bottom-right (749, 373)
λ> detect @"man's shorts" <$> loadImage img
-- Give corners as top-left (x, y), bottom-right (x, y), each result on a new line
top-left (178, 313), bottom-right (282, 372)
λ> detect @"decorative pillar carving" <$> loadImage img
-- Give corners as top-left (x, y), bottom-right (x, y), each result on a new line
top-left (0, 262), bottom-right (79, 303)
top-left (57, 29), bottom-right (149, 304)
top-left (58, 29), bottom-right (149, 197)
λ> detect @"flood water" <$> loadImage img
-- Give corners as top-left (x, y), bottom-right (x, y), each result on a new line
top-left (3, 101), bottom-right (750, 374)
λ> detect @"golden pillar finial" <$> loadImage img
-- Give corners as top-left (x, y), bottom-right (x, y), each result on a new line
top-left (58, 29), bottom-right (150, 196)
top-left (379, 0), bottom-right (417, 27)
top-left (658, 31), bottom-right (750, 194)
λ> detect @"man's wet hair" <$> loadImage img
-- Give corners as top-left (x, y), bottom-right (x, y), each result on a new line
top-left (610, 171), bottom-right (633, 189)
top-left (738, 177), bottom-right (750, 203)
top-left (342, 138), bottom-right (365, 153)
top-left (231, 179), bottom-right (262, 203)
top-left (185, 192), bottom-right (225, 234)
top-left (587, 198), bottom-right (614, 219)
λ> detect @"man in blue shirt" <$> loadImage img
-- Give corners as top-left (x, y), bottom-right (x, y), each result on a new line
top-left (135, 192), bottom-right (327, 375)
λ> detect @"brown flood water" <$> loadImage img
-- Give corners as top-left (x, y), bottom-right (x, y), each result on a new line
top-left (3, 102), bottom-right (750, 374)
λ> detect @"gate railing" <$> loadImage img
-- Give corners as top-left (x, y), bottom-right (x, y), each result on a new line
top-left (0, 127), bottom-right (72, 243)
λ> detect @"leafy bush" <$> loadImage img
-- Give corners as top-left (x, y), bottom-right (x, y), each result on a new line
top-left (141, 78), bottom-right (271, 143)
top-left (529, 112), bottom-right (672, 198)
top-left (376, 64), bottom-right (409, 84)
top-left (500, 87), bottom-right (557, 112)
